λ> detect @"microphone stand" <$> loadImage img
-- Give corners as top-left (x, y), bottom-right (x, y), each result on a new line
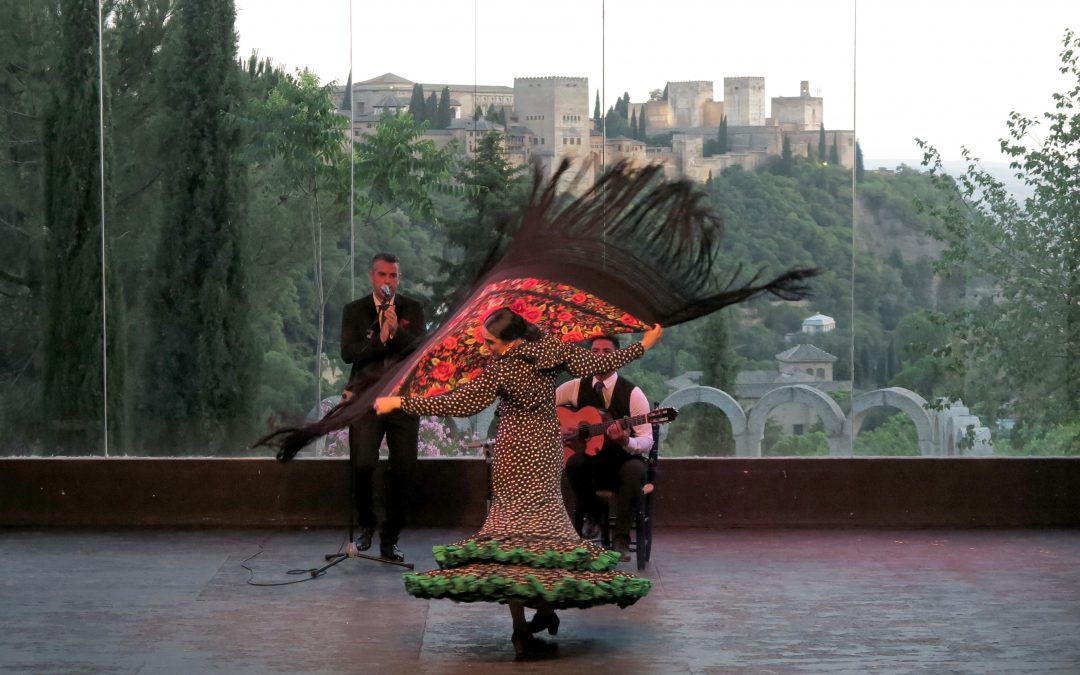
top-left (313, 299), bottom-right (414, 576)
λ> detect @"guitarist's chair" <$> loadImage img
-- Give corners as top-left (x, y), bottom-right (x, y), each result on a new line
top-left (573, 413), bottom-right (661, 571)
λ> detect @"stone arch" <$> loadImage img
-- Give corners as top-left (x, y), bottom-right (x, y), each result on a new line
top-left (746, 385), bottom-right (847, 456)
top-left (842, 386), bottom-right (937, 455)
top-left (844, 387), bottom-right (936, 456)
top-left (660, 386), bottom-right (753, 456)
top-left (660, 386), bottom-right (748, 438)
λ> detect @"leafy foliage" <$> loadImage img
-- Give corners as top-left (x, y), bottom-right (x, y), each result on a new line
top-left (915, 29), bottom-right (1080, 449)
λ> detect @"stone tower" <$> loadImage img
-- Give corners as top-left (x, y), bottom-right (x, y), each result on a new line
top-left (723, 76), bottom-right (766, 126)
top-left (513, 76), bottom-right (590, 178)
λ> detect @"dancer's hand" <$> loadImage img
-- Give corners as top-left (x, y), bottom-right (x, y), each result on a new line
top-left (373, 396), bottom-right (402, 415)
top-left (641, 323), bottom-right (663, 351)
top-left (341, 389), bottom-right (354, 402)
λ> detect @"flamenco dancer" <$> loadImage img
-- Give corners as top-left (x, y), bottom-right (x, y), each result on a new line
top-left (259, 160), bottom-right (818, 658)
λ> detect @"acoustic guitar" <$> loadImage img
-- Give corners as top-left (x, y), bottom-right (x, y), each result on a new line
top-left (557, 405), bottom-right (678, 464)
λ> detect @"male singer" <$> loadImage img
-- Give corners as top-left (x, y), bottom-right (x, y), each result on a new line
top-left (340, 252), bottom-right (426, 562)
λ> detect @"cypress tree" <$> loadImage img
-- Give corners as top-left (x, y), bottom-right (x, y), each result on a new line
top-left (829, 137), bottom-right (840, 165)
top-left (638, 108), bottom-right (647, 142)
top-left (409, 83), bottom-right (426, 123)
top-left (662, 83), bottom-right (668, 101)
top-left (629, 108), bottom-right (638, 139)
top-left (146, 0), bottom-right (255, 454)
top-left (425, 91), bottom-right (438, 125)
top-left (818, 125), bottom-right (827, 162)
top-left (593, 90), bottom-right (601, 127)
top-left (718, 115), bottom-right (728, 154)
top-left (437, 87), bottom-right (451, 129)
top-left (855, 141), bottom-right (865, 180)
top-left (43, 0), bottom-right (127, 455)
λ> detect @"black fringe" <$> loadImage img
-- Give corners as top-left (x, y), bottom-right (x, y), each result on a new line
top-left (256, 160), bottom-right (820, 460)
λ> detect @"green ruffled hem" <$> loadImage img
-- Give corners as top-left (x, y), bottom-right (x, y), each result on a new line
top-left (402, 571), bottom-right (651, 609)
top-left (433, 540), bottom-right (622, 572)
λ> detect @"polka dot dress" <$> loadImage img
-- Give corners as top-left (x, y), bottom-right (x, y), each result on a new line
top-left (399, 335), bottom-right (651, 609)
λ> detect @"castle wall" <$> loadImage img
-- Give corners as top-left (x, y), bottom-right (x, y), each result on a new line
top-left (772, 95), bottom-right (823, 130)
top-left (668, 81), bottom-right (713, 128)
top-left (786, 129), bottom-right (856, 168)
top-left (702, 100), bottom-right (725, 128)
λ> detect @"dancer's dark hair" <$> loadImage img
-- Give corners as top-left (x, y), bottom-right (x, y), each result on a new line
top-left (484, 308), bottom-right (542, 342)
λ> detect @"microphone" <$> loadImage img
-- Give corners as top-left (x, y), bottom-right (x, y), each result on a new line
top-left (380, 284), bottom-right (391, 301)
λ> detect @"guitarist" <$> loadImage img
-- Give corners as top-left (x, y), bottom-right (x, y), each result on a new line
top-left (555, 334), bottom-right (652, 561)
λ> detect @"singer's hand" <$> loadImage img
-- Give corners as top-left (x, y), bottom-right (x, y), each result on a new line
top-left (373, 396), bottom-right (402, 415)
top-left (641, 323), bottom-right (663, 351)
top-left (382, 305), bottom-right (398, 333)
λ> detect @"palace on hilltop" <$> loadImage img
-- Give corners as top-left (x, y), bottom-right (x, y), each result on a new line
top-left (337, 72), bottom-right (854, 184)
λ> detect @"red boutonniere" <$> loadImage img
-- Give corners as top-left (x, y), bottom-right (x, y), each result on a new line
top-left (400, 319), bottom-right (411, 328)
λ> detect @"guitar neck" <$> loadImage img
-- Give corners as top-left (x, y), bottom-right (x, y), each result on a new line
top-left (583, 414), bottom-right (648, 439)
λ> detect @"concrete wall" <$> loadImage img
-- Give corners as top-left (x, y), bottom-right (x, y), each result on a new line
top-left (3, 457), bottom-right (1078, 528)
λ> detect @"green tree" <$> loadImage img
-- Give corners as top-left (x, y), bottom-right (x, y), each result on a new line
top-left (409, 83), bottom-right (426, 124)
top-left (629, 108), bottom-right (638, 139)
top-left (425, 91), bottom-right (438, 124)
top-left (437, 86), bottom-right (451, 129)
top-left (829, 138), bottom-right (839, 165)
top-left (638, 108), bottom-right (647, 141)
top-left (145, 0), bottom-right (255, 454)
top-left (254, 70), bottom-right (349, 413)
top-left (433, 131), bottom-right (527, 312)
top-left (717, 115), bottom-right (728, 154)
top-left (855, 140), bottom-right (865, 180)
top-left (818, 125), bottom-right (826, 163)
top-left (780, 136), bottom-right (793, 174)
top-left (916, 29), bottom-right (1080, 451)
top-left (0, 1), bottom-right (54, 453)
top-left (42, 0), bottom-right (127, 455)
top-left (662, 83), bottom-right (668, 101)
top-left (353, 111), bottom-right (453, 252)
top-left (593, 90), bottom-right (601, 130)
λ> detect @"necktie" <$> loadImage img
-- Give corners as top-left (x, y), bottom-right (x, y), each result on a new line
top-left (593, 379), bottom-right (605, 407)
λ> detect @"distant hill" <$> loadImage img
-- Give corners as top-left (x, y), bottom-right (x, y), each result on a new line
top-left (866, 158), bottom-right (1033, 201)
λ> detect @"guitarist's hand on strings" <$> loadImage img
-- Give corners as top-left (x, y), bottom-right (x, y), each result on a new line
top-left (641, 323), bottom-right (663, 351)
top-left (605, 421), bottom-right (631, 449)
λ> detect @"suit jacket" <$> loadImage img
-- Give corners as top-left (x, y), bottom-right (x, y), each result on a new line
top-left (340, 293), bottom-right (426, 384)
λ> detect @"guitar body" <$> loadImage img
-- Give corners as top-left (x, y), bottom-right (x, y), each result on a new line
top-left (557, 404), bottom-right (678, 465)
top-left (557, 405), bottom-right (610, 464)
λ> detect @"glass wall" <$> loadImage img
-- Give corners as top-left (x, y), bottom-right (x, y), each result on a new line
top-left (1, 1), bottom-right (1074, 458)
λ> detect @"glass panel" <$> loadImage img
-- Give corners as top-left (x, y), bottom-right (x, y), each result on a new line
top-left (1, 1), bottom-right (108, 456)
top-left (600, 1), bottom-right (858, 457)
top-left (853, 6), bottom-right (1079, 456)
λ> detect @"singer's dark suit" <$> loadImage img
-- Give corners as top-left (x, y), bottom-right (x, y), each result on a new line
top-left (340, 293), bottom-right (426, 546)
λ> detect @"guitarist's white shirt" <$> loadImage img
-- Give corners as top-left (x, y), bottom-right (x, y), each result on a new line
top-left (554, 373), bottom-right (653, 456)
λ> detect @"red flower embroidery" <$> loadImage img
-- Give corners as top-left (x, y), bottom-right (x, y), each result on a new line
top-left (520, 278), bottom-right (539, 290)
top-left (442, 336), bottom-right (459, 350)
top-left (619, 313), bottom-right (638, 326)
top-left (522, 306), bottom-right (543, 323)
top-left (562, 331), bottom-right (585, 343)
top-left (557, 311), bottom-right (574, 322)
top-left (509, 299), bottom-right (527, 314)
top-left (571, 292), bottom-right (587, 304)
top-left (432, 362), bottom-right (456, 382)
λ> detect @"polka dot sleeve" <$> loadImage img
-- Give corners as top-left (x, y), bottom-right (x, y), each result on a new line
top-left (562, 341), bottom-right (645, 378)
top-left (400, 364), bottom-right (499, 418)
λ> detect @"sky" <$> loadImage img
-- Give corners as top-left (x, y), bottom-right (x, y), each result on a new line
top-left (235, 0), bottom-right (1079, 166)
